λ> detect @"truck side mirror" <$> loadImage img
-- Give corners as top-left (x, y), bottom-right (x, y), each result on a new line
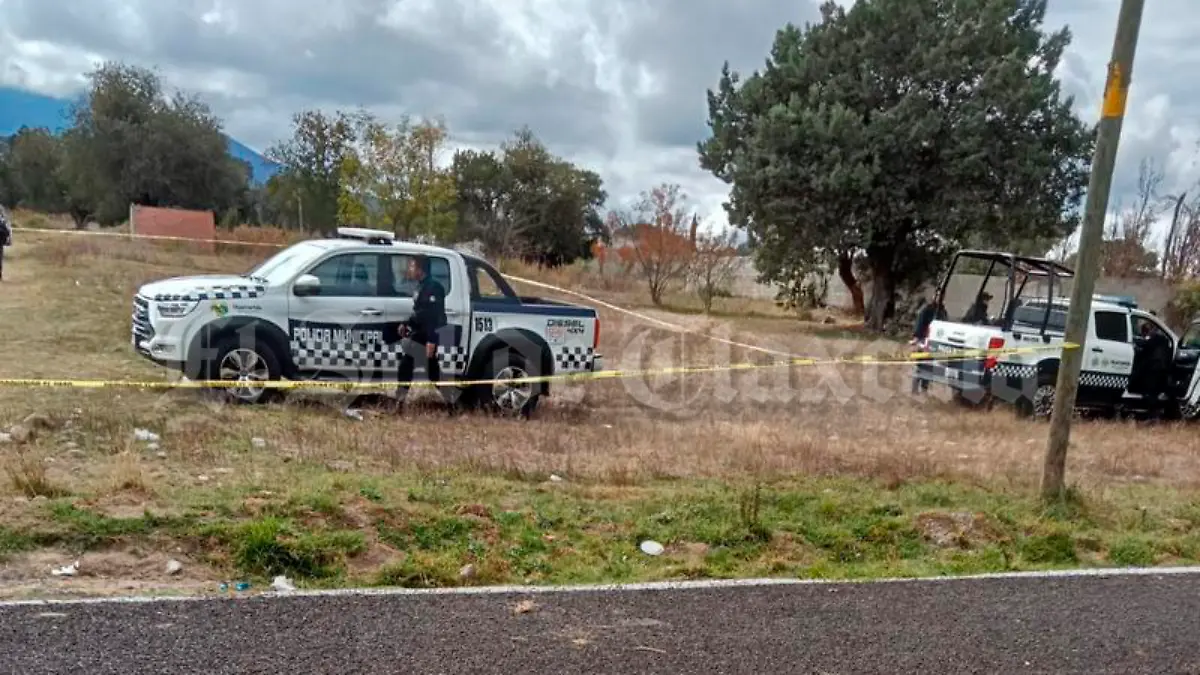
top-left (293, 274), bottom-right (321, 297)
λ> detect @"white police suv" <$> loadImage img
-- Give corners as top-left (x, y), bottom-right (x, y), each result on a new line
top-left (131, 228), bottom-right (603, 416)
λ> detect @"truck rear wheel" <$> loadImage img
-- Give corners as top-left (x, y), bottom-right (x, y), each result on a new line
top-left (467, 349), bottom-right (541, 419)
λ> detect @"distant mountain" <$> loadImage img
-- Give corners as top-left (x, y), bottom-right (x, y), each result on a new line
top-left (0, 87), bottom-right (280, 185)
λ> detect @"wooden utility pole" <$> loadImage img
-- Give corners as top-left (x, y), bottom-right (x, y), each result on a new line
top-left (1042, 0), bottom-right (1146, 500)
top-left (1163, 192), bottom-right (1187, 279)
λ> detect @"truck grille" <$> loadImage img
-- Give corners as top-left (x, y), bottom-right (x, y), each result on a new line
top-left (131, 296), bottom-right (153, 345)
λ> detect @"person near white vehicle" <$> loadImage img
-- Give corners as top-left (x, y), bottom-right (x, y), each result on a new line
top-left (392, 253), bottom-right (451, 412)
top-left (910, 298), bottom-right (947, 394)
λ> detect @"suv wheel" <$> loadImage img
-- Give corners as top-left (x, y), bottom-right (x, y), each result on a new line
top-left (1031, 382), bottom-right (1055, 419)
top-left (469, 349), bottom-right (541, 419)
top-left (209, 337), bottom-right (283, 405)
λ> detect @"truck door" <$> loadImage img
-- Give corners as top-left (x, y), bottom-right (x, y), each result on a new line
top-left (287, 251), bottom-right (390, 380)
top-left (1128, 313), bottom-right (1176, 399)
top-left (1175, 320), bottom-right (1200, 417)
top-left (1087, 310), bottom-right (1135, 406)
top-left (381, 252), bottom-right (469, 378)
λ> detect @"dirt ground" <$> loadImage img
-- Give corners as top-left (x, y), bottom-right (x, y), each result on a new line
top-left (3, 223), bottom-right (1199, 489)
top-left (2, 218), bottom-right (1200, 594)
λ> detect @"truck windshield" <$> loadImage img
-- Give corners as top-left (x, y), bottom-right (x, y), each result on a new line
top-left (244, 243), bottom-right (322, 283)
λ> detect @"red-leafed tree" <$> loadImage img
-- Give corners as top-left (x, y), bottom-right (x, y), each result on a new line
top-left (609, 183), bottom-right (697, 305)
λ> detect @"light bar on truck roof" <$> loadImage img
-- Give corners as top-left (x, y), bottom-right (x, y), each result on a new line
top-left (1093, 294), bottom-right (1138, 309)
top-left (335, 227), bottom-right (395, 244)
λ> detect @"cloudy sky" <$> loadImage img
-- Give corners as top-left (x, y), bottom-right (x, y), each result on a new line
top-left (1, 0), bottom-right (1197, 243)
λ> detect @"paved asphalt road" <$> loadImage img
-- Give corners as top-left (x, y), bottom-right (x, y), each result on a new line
top-left (2, 573), bottom-right (1199, 674)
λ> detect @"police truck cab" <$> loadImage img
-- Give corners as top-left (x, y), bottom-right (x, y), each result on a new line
top-left (130, 227), bottom-right (603, 416)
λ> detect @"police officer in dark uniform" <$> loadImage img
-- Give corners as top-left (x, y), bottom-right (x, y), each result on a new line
top-left (910, 297), bottom-right (947, 394)
top-left (0, 206), bottom-right (11, 282)
top-left (394, 254), bottom-right (449, 410)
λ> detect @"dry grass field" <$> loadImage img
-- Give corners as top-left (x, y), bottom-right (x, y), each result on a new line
top-left (2, 210), bottom-right (1200, 599)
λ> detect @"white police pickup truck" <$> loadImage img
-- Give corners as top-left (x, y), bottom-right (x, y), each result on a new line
top-left (130, 228), bottom-right (603, 416)
top-left (915, 249), bottom-right (1200, 420)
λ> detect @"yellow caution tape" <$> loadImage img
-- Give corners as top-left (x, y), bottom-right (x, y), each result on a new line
top-left (5, 225), bottom-right (1079, 390)
top-left (0, 343), bottom-right (1077, 390)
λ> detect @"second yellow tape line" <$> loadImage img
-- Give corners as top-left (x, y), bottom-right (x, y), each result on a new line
top-left (0, 343), bottom-right (1080, 390)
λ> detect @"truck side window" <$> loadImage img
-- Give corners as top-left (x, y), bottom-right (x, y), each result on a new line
top-left (389, 255), bottom-right (452, 296)
top-left (473, 265), bottom-right (507, 299)
top-left (1183, 323), bottom-right (1200, 349)
top-left (1132, 315), bottom-right (1173, 348)
top-left (1094, 311), bottom-right (1129, 342)
top-left (468, 261), bottom-right (516, 301)
top-left (305, 253), bottom-right (381, 297)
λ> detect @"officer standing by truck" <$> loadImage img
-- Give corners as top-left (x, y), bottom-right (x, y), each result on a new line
top-left (910, 297), bottom-right (946, 394)
top-left (0, 206), bottom-right (11, 282)
top-left (394, 254), bottom-right (451, 411)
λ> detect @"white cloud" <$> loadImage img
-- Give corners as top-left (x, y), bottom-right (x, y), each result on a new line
top-left (0, 0), bottom-right (1197, 244)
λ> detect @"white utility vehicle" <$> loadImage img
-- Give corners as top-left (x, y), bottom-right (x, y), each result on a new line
top-left (914, 249), bottom-right (1200, 419)
top-left (130, 227), bottom-right (603, 416)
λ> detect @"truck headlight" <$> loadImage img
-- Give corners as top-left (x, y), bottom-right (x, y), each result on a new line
top-left (156, 300), bottom-right (198, 318)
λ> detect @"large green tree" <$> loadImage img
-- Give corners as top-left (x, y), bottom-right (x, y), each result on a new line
top-left (698, 0), bottom-right (1094, 330)
top-left (60, 61), bottom-right (250, 226)
top-left (0, 136), bottom-right (14, 208)
top-left (453, 128), bottom-right (607, 265)
top-left (6, 127), bottom-right (68, 212)
top-left (335, 112), bottom-right (459, 241)
top-left (265, 109), bottom-right (359, 231)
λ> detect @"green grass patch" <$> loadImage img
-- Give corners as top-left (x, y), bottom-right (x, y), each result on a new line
top-left (1, 476), bottom-right (1198, 589)
top-left (213, 517), bottom-right (366, 579)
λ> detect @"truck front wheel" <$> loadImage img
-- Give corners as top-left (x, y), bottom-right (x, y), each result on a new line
top-left (206, 335), bottom-right (283, 405)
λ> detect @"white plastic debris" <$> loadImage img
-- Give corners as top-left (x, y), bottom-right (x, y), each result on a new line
top-left (166, 560), bottom-right (183, 575)
top-left (251, 437), bottom-right (267, 448)
top-left (549, 474), bottom-right (564, 483)
top-left (271, 575), bottom-right (296, 592)
top-left (343, 409), bottom-right (364, 421)
top-left (639, 540), bottom-right (664, 556)
top-left (133, 428), bottom-right (160, 442)
top-left (51, 561), bottom-right (80, 577)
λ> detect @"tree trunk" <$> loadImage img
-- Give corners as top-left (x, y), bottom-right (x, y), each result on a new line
top-left (649, 282), bottom-right (663, 306)
top-left (69, 207), bottom-right (89, 230)
top-left (864, 253), bottom-right (895, 332)
top-left (837, 251), bottom-right (865, 318)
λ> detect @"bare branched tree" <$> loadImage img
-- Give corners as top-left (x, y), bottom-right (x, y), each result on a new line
top-left (689, 226), bottom-right (742, 312)
top-left (1101, 158), bottom-right (1162, 277)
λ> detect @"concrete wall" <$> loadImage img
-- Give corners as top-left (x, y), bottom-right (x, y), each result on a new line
top-left (584, 255), bottom-right (1175, 313)
top-left (828, 274), bottom-right (1175, 315)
